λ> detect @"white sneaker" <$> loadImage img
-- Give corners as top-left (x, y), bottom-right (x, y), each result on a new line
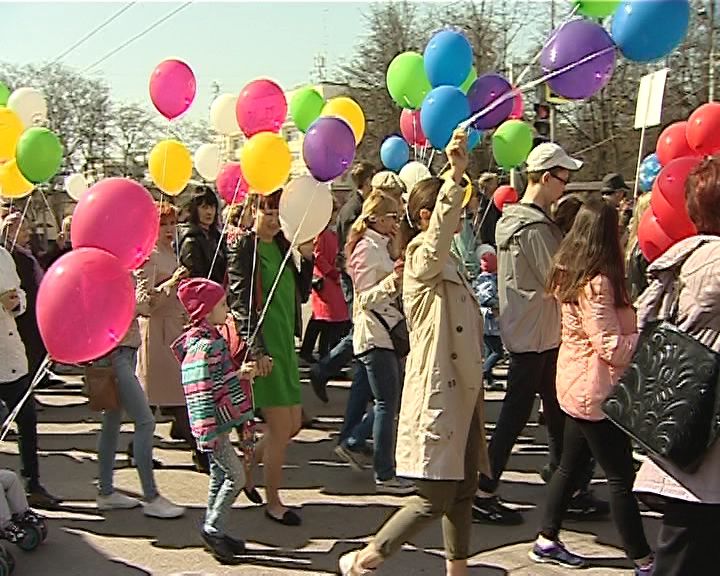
top-left (339, 550), bottom-right (374, 575)
top-left (142, 495), bottom-right (185, 519)
top-left (97, 492), bottom-right (141, 511)
top-left (375, 477), bottom-right (416, 496)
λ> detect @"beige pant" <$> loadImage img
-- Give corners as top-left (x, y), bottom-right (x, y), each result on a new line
top-left (372, 412), bottom-right (481, 561)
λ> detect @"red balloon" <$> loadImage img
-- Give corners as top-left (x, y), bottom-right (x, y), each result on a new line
top-left (216, 162), bottom-right (249, 205)
top-left (493, 185), bottom-right (519, 211)
top-left (656, 121), bottom-right (695, 166)
top-left (650, 155), bottom-right (700, 239)
top-left (509, 91), bottom-right (524, 120)
top-left (637, 208), bottom-right (676, 263)
top-left (686, 102), bottom-right (720, 156)
top-left (400, 109), bottom-right (427, 146)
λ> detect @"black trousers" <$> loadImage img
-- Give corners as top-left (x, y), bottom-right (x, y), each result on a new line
top-left (541, 416), bottom-right (651, 561)
top-left (653, 498), bottom-right (720, 575)
top-left (0, 376), bottom-right (39, 486)
top-left (301, 319), bottom-right (350, 359)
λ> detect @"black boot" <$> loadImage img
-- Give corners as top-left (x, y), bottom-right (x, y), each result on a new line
top-left (200, 530), bottom-right (241, 565)
top-left (223, 534), bottom-right (246, 555)
top-left (192, 450), bottom-right (210, 474)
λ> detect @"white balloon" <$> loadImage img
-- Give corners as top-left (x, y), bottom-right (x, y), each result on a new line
top-left (399, 161), bottom-right (432, 202)
top-left (194, 143), bottom-right (222, 181)
top-left (64, 173), bottom-right (88, 201)
top-left (8, 87), bottom-right (48, 128)
top-left (280, 175), bottom-right (333, 245)
top-left (210, 93), bottom-right (240, 136)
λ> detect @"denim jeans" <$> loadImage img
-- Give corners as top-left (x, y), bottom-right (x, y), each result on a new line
top-left (315, 330), bottom-right (355, 385)
top-left (98, 347), bottom-right (158, 501)
top-left (204, 434), bottom-right (245, 536)
top-left (483, 335), bottom-right (504, 377)
top-left (339, 360), bottom-right (374, 449)
top-left (358, 349), bottom-right (401, 482)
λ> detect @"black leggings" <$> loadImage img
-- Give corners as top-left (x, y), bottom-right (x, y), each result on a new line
top-left (541, 416), bottom-right (651, 562)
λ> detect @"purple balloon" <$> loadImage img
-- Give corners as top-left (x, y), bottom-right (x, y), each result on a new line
top-left (303, 117), bottom-right (356, 183)
top-left (540, 19), bottom-right (616, 100)
top-left (467, 73), bottom-right (514, 130)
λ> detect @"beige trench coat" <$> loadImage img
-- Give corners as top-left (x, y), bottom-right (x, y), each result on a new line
top-left (135, 247), bottom-right (187, 407)
top-left (396, 180), bottom-right (490, 481)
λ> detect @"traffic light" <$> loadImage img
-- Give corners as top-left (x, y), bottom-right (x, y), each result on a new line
top-left (534, 103), bottom-right (551, 137)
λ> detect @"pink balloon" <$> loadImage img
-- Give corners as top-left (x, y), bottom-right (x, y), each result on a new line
top-left (149, 59), bottom-right (196, 120)
top-left (400, 109), bottom-right (427, 146)
top-left (71, 178), bottom-right (159, 270)
top-left (37, 248), bottom-right (135, 364)
top-left (216, 162), bottom-right (249, 205)
top-left (235, 79), bottom-right (287, 137)
top-left (509, 91), bottom-right (524, 120)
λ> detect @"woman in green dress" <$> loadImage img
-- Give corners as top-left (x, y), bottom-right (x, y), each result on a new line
top-left (226, 190), bottom-right (313, 526)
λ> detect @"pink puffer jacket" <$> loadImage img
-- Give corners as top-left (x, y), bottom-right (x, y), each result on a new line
top-left (556, 275), bottom-right (638, 421)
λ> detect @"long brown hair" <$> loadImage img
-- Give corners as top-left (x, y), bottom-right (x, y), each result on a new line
top-left (400, 177), bottom-right (444, 249)
top-left (547, 197), bottom-right (629, 306)
top-left (345, 191), bottom-right (398, 262)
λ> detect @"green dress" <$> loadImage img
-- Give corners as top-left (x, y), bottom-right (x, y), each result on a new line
top-left (252, 240), bottom-right (301, 408)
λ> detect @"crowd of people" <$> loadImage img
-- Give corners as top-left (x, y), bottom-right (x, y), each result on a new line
top-left (0, 129), bottom-right (718, 575)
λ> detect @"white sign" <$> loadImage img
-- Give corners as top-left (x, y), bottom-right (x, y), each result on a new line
top-left (634, 69), bottom-right (669, 130)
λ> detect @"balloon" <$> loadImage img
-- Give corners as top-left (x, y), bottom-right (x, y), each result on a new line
top-left (7, 87), bottom-right (47, 127)
top-left (149, 59), bottom-right (196, 120)
top-left (540, 19), bottom-right (616, 100)
top-left (650, 155), bottom-right (700, 239)
top-left (509, 91), bottom-right (524, 120)
top-left (380, 136), bottom-right (410, 172)
top-left (460, 67), bottom-right (477, 94)
top-left (386, 52), bottom-right (432, 110)
top-left (194, 143), bottom-right (222, 181)
top-left (148, 139), bottom-right (192, 196)
top-left (71, 177), bottom-right (159, 270)
top-left (64, 173), bottom-right (88, 202)
top-left (0, 81), bottom-right (9, 106)
top-left (638, 153), bottom-right (662, 193)
top-left (303, 117), bottom-right (356, 183)
top-left (467, 73), bottom-right (514, 130)
top-left (0, 159), bottom-right (33, 199)
top-left (573, 0), bottom-right (621, 18)
top-left (399, 161), bottom-right (432, 197)
top-left (279, 175), bottom-right (333, 245)
top-left (0, 107), bottom-right (23, 160)
top-left (611, 0), bottom-right (690, 63)
top-left (656, 121), bottom-right (695, 166)
top-left (492, 120), bottom-right (534, 170)
top-left (236, 79), bottom-right (287, 138)
top-left (37, 248), bottom-right (135, 364)
top-left (240, 132), bottom-right (292, 194)
top-left (424, 29), bottom-right (473, 88)
top-left (686, 102), bottom-right (720, 156)
top-left (638, 208), bottom-right (676, 262)
top-left (216, 162), bottom-right (249, 205)
top-left (493, 185), bottom-right (519, 211)
top-left (290, 87), bottom-right (325, 133)
top-left (468, 127), bottom-right (482, 151)
top-left (400, 109), bottom-right (427, 146)
top-left (15, 127), bottom-right (63, 184)
top-left (322, 97), bottom-right (365, 144)
top-left (420, 86), bottom-right (470, 150)
top-left (209, 94), bottom-right (240, 136)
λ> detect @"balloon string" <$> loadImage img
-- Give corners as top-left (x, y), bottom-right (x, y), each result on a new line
top-left (427, 148), bottom-right (436, 169)
top-left (38, 186), bottom-right (61, 238)
top-left (411, 114), bottom-right (418, 161)
top-left (8, 198), bottom-right (31, 253)
top-left (2, 200), bottom-right (14, 248)
top-left (0, 355), bottom-right (50, 442)
top-left (207, 170), bottom-right (246, 280)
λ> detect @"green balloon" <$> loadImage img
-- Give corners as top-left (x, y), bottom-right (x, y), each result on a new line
top-left (386, 51), bottom-right (432, 110)
top-left (492, 120), bottom-right (533, 170)
top-left (573, 0), bottom-right (621, 19)
top-left (290, 86), bottom-right (325, 133)
top-left (16, 127), bottom-right (63, 184)
top-left (460, 66), bottom-right (477, 95)
top-left (0, 81), bottom-right (9, 107)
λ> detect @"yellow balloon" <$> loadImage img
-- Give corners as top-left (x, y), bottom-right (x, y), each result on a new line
top-left (440, 169), bottom-right (474, 207)
top-left (0, 108), bottom-right (24, 161)
top-left (240, 132), bottom-right (291, 195)
top-left (322, 97), bottom-right (365, 144)
top-left (0, 159), bottom-right (34, 199)
top-left (148, 139), bottom-right (192, 196)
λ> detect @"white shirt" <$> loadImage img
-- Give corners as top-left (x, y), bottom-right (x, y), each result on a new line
top-left (0, 246), bottom-right (28, 383)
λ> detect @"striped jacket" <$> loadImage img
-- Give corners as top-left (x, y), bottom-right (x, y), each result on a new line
top-left (172, 321), bottom-right (253, 451)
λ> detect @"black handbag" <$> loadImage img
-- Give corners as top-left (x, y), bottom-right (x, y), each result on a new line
top-left (371, 309), bottom-right (410, 358)
top-left (602, 272), bottom-right (720, 472)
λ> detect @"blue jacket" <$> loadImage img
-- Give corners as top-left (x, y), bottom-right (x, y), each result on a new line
top-left (473, 272), bottom-right (500, 336)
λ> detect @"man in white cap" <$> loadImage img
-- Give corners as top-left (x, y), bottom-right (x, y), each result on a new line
top-left (473, 142), bottom-right (607, 524)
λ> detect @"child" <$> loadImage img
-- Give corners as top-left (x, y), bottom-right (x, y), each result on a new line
top-left (473, 249), bottom-right (505, 391)
top-left (173, 278), bottom-right (254, 565)
top-left (0, 468), bottom-right (44, 544)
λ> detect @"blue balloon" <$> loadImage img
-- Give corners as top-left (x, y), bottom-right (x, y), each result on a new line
top-left (380, 136), bottom-right (410, 172)
top-left (638, 152), bottom-right (662, 193)
top-left (611, 0), bottom-right (690, 62)
top-left (468, 127), bottom-right (483, 150)
top-left (424, 29), bottom-right (473, 87)
top-left (420, 86), bottom-right (470, 150)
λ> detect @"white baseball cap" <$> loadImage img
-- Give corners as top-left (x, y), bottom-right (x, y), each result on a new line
top-left (526, 143), bottom-right (583, 173)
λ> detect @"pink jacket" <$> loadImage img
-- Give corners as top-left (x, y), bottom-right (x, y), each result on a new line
top-left (556, 275), bottom-right (638, 421)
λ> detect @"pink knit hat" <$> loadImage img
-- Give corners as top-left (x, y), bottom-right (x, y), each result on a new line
top-left (177, 278), bottom-right (225, 324)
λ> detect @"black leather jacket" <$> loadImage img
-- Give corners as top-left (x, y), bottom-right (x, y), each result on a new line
top-left (179, 224), bottom-right (227, 285)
